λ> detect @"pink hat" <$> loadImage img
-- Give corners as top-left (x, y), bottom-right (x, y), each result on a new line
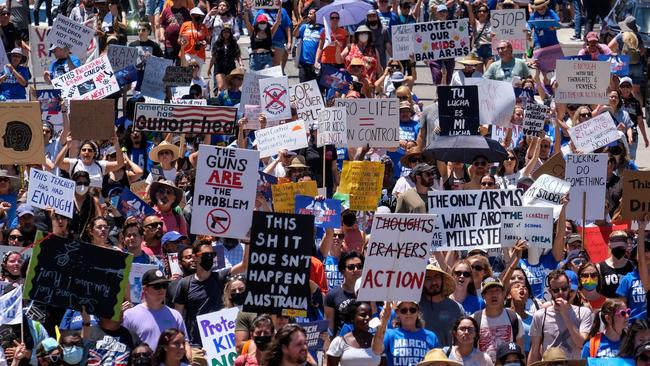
top-left (586, 31), bottom-right (599, 42)
top-left (256, 14), bottom-right (269, 23)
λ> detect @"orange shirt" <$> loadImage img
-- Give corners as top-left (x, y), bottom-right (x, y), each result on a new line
top-left (319, 27), bottom-right (347, 64)
top-left (179, 21), bottom-right (209, 60)
top-left (162, 0), bottom-right (193, 11)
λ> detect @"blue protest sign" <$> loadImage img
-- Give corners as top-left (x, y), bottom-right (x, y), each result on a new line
top-left (587, 358), bottom-right (633, 366)
top-left (597, 54), bottom-right (630, 76)
top-left (301, 320), bottom-right (329, 352)
top-left (116, 65), bottom-right (138, 87)
top-left (528, 19), bottom-right (561, 29)
top-left (295, 195), bottom-right (342, 229)
top-left (117, 188), bottom-right (155, 220)
top-left (258, 171), bottom-right (277, 202)
top-left (561, 55), bottom-right (592, 61)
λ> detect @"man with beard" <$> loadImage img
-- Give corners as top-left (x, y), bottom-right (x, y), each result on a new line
top-left (420, 264), bottom-right (464, 347)
top-left (166, 245), bottom-right (196, 306)
top-left (528, 270), bottom-right (592, 363)
top-left (597, 231), bottom-right (635, 298)
top-left (173, 240), bottom-right (249, 365)
top-left (266, 324), bottom-right (312, 366)
top-left (324, 251), bottom-right (363, 336)
top-left (142, 215), bottom-right (165, 259)
top-left (396, 163), bottom-right (436, 213)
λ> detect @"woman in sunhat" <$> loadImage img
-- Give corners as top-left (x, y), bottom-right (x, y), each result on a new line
top-left (216, 68), bottom-right (244, 107)
top-left (342, 25), bottom-right (381, 83)
top-left (451, 52), bottom-right (483, 86)
top-left (0, 48), bottom-right (30, 100)
top-left (145, 140), bottom-right (180, 185)
top-left (149, 179), bottom-right (187, 235)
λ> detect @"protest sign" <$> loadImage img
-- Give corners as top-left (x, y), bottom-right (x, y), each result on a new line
top-left (116, 188), bottom-right (156, 221)
top-left (245, 212), bottom-right (314, 316)
top-left (192, 145), bottom-right (259, 239)
top-left (580, 224), bottom-right (630, 265)
top-left (115, 64), bottom-right (137, 88)
top-left (437, 86), bottom-right (480, 136)
top-left (170, 86), bottom-right (191, 99)
top-left (567, 113), bottom-right (620, 154)
top-left (168, 253), bottom-right (183, 276)
top-left (464, 78), bottom-right (515, 126)
top-left (621, 171), bottom-right (650, 220)
top-left (259, 76), bottom-right (292, 121)
top-left (565, 153), bottom-right (607, 220)
top-left (598, 54), bottom-right (630, 76)
top-left (500, 206), bottom-right (554, 248)
top-left (244, 105), bottom-right (263, 129)
top-left (533, 44), bottom-right (564, 73)
top-left (46, 15), bottom-right (94, 59)
top-left (319, 65), bottom-right (352, 91)
top-left (290, 80), bottom-right (324, 123)
top-left (29, 25), bottom-right (52, 77)
top-left (523, 174), bottom-right (571, 218)
top-left (0, 286), bottom-right (22, 325)
top-left (257, 171), bottom-right (277, 207)
top-left (555, 60), bottom-right (610, 104)
top-left (107, 45), bottom-right (139, 71)
top-left (35, 89), bottom-right (63, 131)
top-left (427, 189), bottom-right (523, 250)
top-left (272, 181), bottom-right (318, 213)
top-left (70, 100), bottom-right (115, 140)
top-left (295, 195), bottom-right (341, 229)
top-left (522, 103), bottom-right (549, 136)
top-left (317, 107), bottom-right (347, 147)
top-left (134, 103), bottom-right (237, 135)
top-left (392, 23), bottom-right (415, 60)
top-left (24, 236), bottom-right (132, 321)
top-left (254, 119), bottom-right (309, 158)
top-left (587, 358), bottom-right (633, 366)
top-left (128, 263), bottom-right (158, 304)
top-left (334, 99), bottom-right (399, 148)
top-left (27, 169), bottom-right (74, 218)
top-left (0, 102), bottom-right (45, 164)
top-left (337, 161), bottom-right (385, 211)
top-left (163, 66), bottom-right (193, 86)
top-left (491, 124), bottom-right (523, 149)
top-left (490, 9), bottom-right (527, 53)
top-left (532, 152), bottom-right (566, 180)
top-left (197, 307), bottom-right (240, 366)
top-left (253, 0), bottom-right (279, 8)
top-left (358, 213), bottom-right (436, 301)
top-left (51, 55), bottom-right (119, 100)
top-left (141, 56), bottom-right (174, 100)
top-left (169, 98), bottom-right (207, 106)
top-left (303, 320), bottom-right (329, 352)
top-left (409, 19), bottom-right (470, 62)
top-left (239, 66), bottom-right (282, 116)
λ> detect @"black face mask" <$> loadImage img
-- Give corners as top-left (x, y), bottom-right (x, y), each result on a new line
top-left (231, 292), bottom-right (246, 306)
top-left (199, 253), bottom-right (215, 271)
top-left (612, 246), bottom-right (627, 260)
top-left (131, 357), bottom-right (153, 366)
top-left (367, 20), bottom-right (378, 26)
top-left (253, 335), bottom-right (272, 350)
top-left (342, 212), bottom-right (356, 227)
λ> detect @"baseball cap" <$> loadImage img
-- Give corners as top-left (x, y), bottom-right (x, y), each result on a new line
top-left (619, 76), bottom-right (633, 86)
top-left (566, 233), bottom-right (582, 244)
top-left (17, 204), bottom-right (34, 217)
top-left (480, 276), bottom-right (504, 294)
top-left (586, 31), bottom-right (599, 42)
top-left (36, 338), bottom-right (60, 357)
top-left (496, 342), bottom-right (524, 361)
top-left (142, 269), bottom-right (171, 286)
top-left (256, 14), bottom-right (269, 23)
top-left (411, 163), bottom-right (435, 176)
top-left (436, 4), bottom-right (447, 12)
top-left (162, 231), bottom-right (187, 245)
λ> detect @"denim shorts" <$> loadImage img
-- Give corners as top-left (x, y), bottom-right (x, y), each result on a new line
top-left (272, 40), bottom-right (285, 50)
top-left (250, 52), bottom-right (273, 71)
top-left (145, 0), bottom-right (159, 16)
top-left (475, 44), bottom-right (493, 60)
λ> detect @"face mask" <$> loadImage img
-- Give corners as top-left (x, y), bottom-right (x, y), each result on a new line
top-left (368, 20), bottom-right (378, 27)
top-left (199, 253), bottom-right (215, 271)
top-left (611, 246), bottom-right (627, 260)
top-left (253, 335), bottom-right (272, 349)
top-left (258, 23), bottom-right (268, 30)
top-left (231, 292), bottom-right (246, 306)
top-left (358, 34), bottom-right (369, 42)
top-left (342, 213), bottom-right (356, 227)
top-left (62, 346), bottom-right (83, 365)
top-left (504, 363), bottom-right (521, 366)
top-left (75, 184), bottom-right (89, 195)
top-left (132, 356), bottom-right (153, 366)
top-left (581, 280), bottom-right (597, 291)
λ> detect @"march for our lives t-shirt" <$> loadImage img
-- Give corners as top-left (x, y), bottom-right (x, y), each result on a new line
top-left (616, 269), bottom-right (646, 320)
top-left (384, 328), bottom-right (439, 366)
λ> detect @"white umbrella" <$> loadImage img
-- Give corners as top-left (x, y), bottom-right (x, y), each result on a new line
top-left (316, 0), bottom-right (374, 27)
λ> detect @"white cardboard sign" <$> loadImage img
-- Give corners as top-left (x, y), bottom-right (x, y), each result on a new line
top-left (317, 107), bottom-right (347, 147)
top-left (259, 76), bottom-right (292, 121)
top-left (197, 307), bottom-right (240, 366)
top-left (46, 14), bottom-right (94, 59)
top-left (51, 55), bottom-right (119, 100)
top-left (555, 60), bottom-right (610, 104)
top-left (128, 263), bottom-right (158, 304)
top-left (465, 78), bottom-right (516, 126)
top-left (141, 56), bottom-right (174, 100)
top-left (26, 169), bottom-right (75, 218)
top-left (254, 119), bottom-right (309, 158)
top-left (565, 153), bottom-right (607, 220)
top-left (107, 45), bottom-right (139, 70)
top-left (500, 206), bottom-right (554, 248)
top-left (523, 174), bottom-right (571, 219)
top-left (290, 80), bottom-right (324, 123)
top-left (334, 98), bottom-right (399, 148)
top-left (568, 112), bottom-right (620, 154)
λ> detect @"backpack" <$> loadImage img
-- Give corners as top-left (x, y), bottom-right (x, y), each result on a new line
top-left (472, 308), bottom-right (519, 342)
top-left (589, 333), bottom-right (603, 357)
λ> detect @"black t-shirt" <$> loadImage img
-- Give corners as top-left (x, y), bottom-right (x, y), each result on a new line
top-left (173, 268), bottom-right (231, 346)
top-left (598, 260), bottom-right (635, 298)
top-left (324, 286), bottom-right (355, 335)
top-left (0, 23), bottom-right (18, 53)
top-left (298, 142), bottom-right (337, 196)
top-left (622, 95), bottom-right (643, 128)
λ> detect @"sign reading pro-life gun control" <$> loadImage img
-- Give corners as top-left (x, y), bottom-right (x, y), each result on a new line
top-left (357, 214), bottom-right (437, 302)
top-left (244, 212), bottom-right (314, 317)
top-left (334, 98), bottom-right (399, 148)
top-left (427, 189), bottom-right (523, 251)
top-left (134, 103), bottom-right (237, 135)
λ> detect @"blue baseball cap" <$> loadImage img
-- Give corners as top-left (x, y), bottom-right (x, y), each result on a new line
top-left (17, 204), bottom-right (34, 217)
top-left (161, 231), bottom-right (186, 245)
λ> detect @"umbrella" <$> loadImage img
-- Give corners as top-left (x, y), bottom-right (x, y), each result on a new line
top-left (424, 135), bottom-right (508, 164)
top-left (316, 0), bottom-right (374, 27)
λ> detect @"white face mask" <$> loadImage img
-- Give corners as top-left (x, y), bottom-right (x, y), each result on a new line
top-left (258, 23), bottom-right (267, 30)
top-left (358, 34), bottom-right (369, 43)
top-left (75, 184), bottom-right (89, 195)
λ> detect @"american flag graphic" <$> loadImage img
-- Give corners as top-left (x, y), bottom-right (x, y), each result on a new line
top-left (135, 104), bottom-right (238, 135)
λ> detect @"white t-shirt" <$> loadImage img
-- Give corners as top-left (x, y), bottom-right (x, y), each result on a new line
top-left (146, 167), bottom-right (177, 184)
top-left (447, 346), bottom-right (494, 366)
top-left (68, 158), bottom-right (108, 188)
top-left (478, 310), bottom-right (524, 363)
top-left (327, 336), bottom-right (382, 366)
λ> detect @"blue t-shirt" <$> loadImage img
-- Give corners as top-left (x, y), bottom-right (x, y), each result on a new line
top-left (216, 89), bottom-right (241, 107)
top-left (378, 11), bottom-right (399, 34)
top-left (324, 255), bottom-right (344, 290)
top-left (298, 23), bottom-right (323, 64)
top-left (0, 65), bottom-right (30, 100)
top-left (580, 334), bottom-right (621, 358)
top-left (254, 9), bottom-right (292, 44)
top-left (399, 119), bottom-right (420, 141)
top-left (616, 269), bottom-right (646, 320)
top-left (0, 193), bottom-right (17, 229)
top-left (529, 10), bottom-right (560, 49)
top-left (386, 148), bottom-right (405, 179)
top-left (128, 141), bottom-right (154, 177)
top-left (49, 55), bottom-right (82, 79)
top-left (519, 252), bottom-right (558, 300)
top-left (384, 328), bottom-right (439, 366)
top-left (460, 294), bottom-right (485, 315)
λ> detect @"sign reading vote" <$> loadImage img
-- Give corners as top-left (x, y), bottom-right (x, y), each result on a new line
top-left (358, 214), bottom-right (436, 302)
top-left (565, 153), bottom-right (607, 220)
top-left (427, 189), bottom-right (523, 251)
top-left (334, 99), bottom-right (399, 148)
top-left (192, 145), bottom-right (260, 239)
top-left (409, 19), bottom-right (470, 62)
top-left (27, 169), bottom-right (75, 218)
top-left (244, 212), bottom-right (314, 317)
top-left (621, 171), bottom-right (650, 220)
top-left (317, 107), bottom-right (347, 147)
top-left (197, 307), bottom-right (240, 366)
top-left (568, 112), bottom-right (620, 154)
top-left (24, 236), bottom-right (133, 321)
top-left (134, 103), bottom-right (237, 135)
top-left (523, 103), bottom-right (549, 136)
top-left (438, 86), bottom-right (479, 136)
top-left (500, 206), bottom-right (554, 248)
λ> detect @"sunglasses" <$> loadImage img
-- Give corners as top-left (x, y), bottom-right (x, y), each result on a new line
top-left (507, 156), bottom-right (516, 161)
top-left (473, 161), bottom-right (487, 167)
top-left (397, 95), bottom-right (409, 101)
top-left (481, 181), bottom-right (495, 187)
top-left (580, 113), bottom-right (592, 118)
top-left (580, 272), bottom-right (598, 279)
top-left (615, 308), bottom-right (632, 317)
top-left (9, 235), bottom-right (24, 240)
top-left (478, 9), bottom-right (487, 12)
top-left (409, 157), bottom-right (423, 163)
top-left (471, 264), bottom-right (485, 271)
top-left (346, 263), bottom-right (363, 271)
top-left (453, 270), bottom-right (471, 278)
top-left (639, 354), bottom-right (650, 362)
top-left (75, 181), bottom-right (90, 186)
top-left (145, 222), bottom-right (163, 229)
top-left (159, 150), bottom-right (173, 155)
top-left (330, 16), bottom-right (340, 20)
top-left (132, 352), bottom-right (152, 359)
top-left (149, 283), bottom-right (168, 290)
top-left (0, 177), bottom-right (9, 182)
top-left (401, 3), bottom-right (411, 7)
top-left (550, 286), bottom-right (569, 294)
top-left (399, 307), bottom-right (418, 314)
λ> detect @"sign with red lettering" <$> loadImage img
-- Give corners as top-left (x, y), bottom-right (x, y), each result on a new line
top-left (568, 112), bottom-right (620, 154)
top-left (51, 55), bottom-right (119, 100)
top-left (358, 213), bottom-right (437, 302)
top-left (192, 145), bottom-right (260, 239)
top-left (409, 19), bottom-right (471, 62)
top-left (30, 26), bottom-right (51, 76)
top-left (555, 60), bottom-right (610, 104)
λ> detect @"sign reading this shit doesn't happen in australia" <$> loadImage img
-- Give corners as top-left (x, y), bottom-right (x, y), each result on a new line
top-left (427, 189), bottom-right (523, 251)
top-left (334, 99), bottom-right (399, 148)
top-left (357, 214), bottom-right (437, 302)
top-left (410, 19), bottom-right (470, 62)
top-left (191, 145), bottom-right (259, 239)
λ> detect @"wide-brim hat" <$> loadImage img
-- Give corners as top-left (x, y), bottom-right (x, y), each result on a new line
top-left (532, 0), bottom-right (549, 8)
top-left (0, 169), bottom-right (20, 192)
top-left (400, 149), bottom-right (424, 166)
top-left (287, 156), bottom-right (309, 169)
top-left (149, 141), bottom-right (180, 163)
top-left (7, 48), bottom-right (27, 64)
top-left (425, 264), bottom-right (456, 297)
top-left (529, 348), bottom-right (586, 366)
top-left (149, 180), bottom-right (184, 208)
top-left (417, 349), bottom-right (462, 366)
top-left (619, 15), bottom-right (638, 33)
top-left (355, 24), bottom-right (371, 34)
top-left (458, 52), bottom-right (483, 66)
top-left (227, 68), bottom-right (245, 80)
